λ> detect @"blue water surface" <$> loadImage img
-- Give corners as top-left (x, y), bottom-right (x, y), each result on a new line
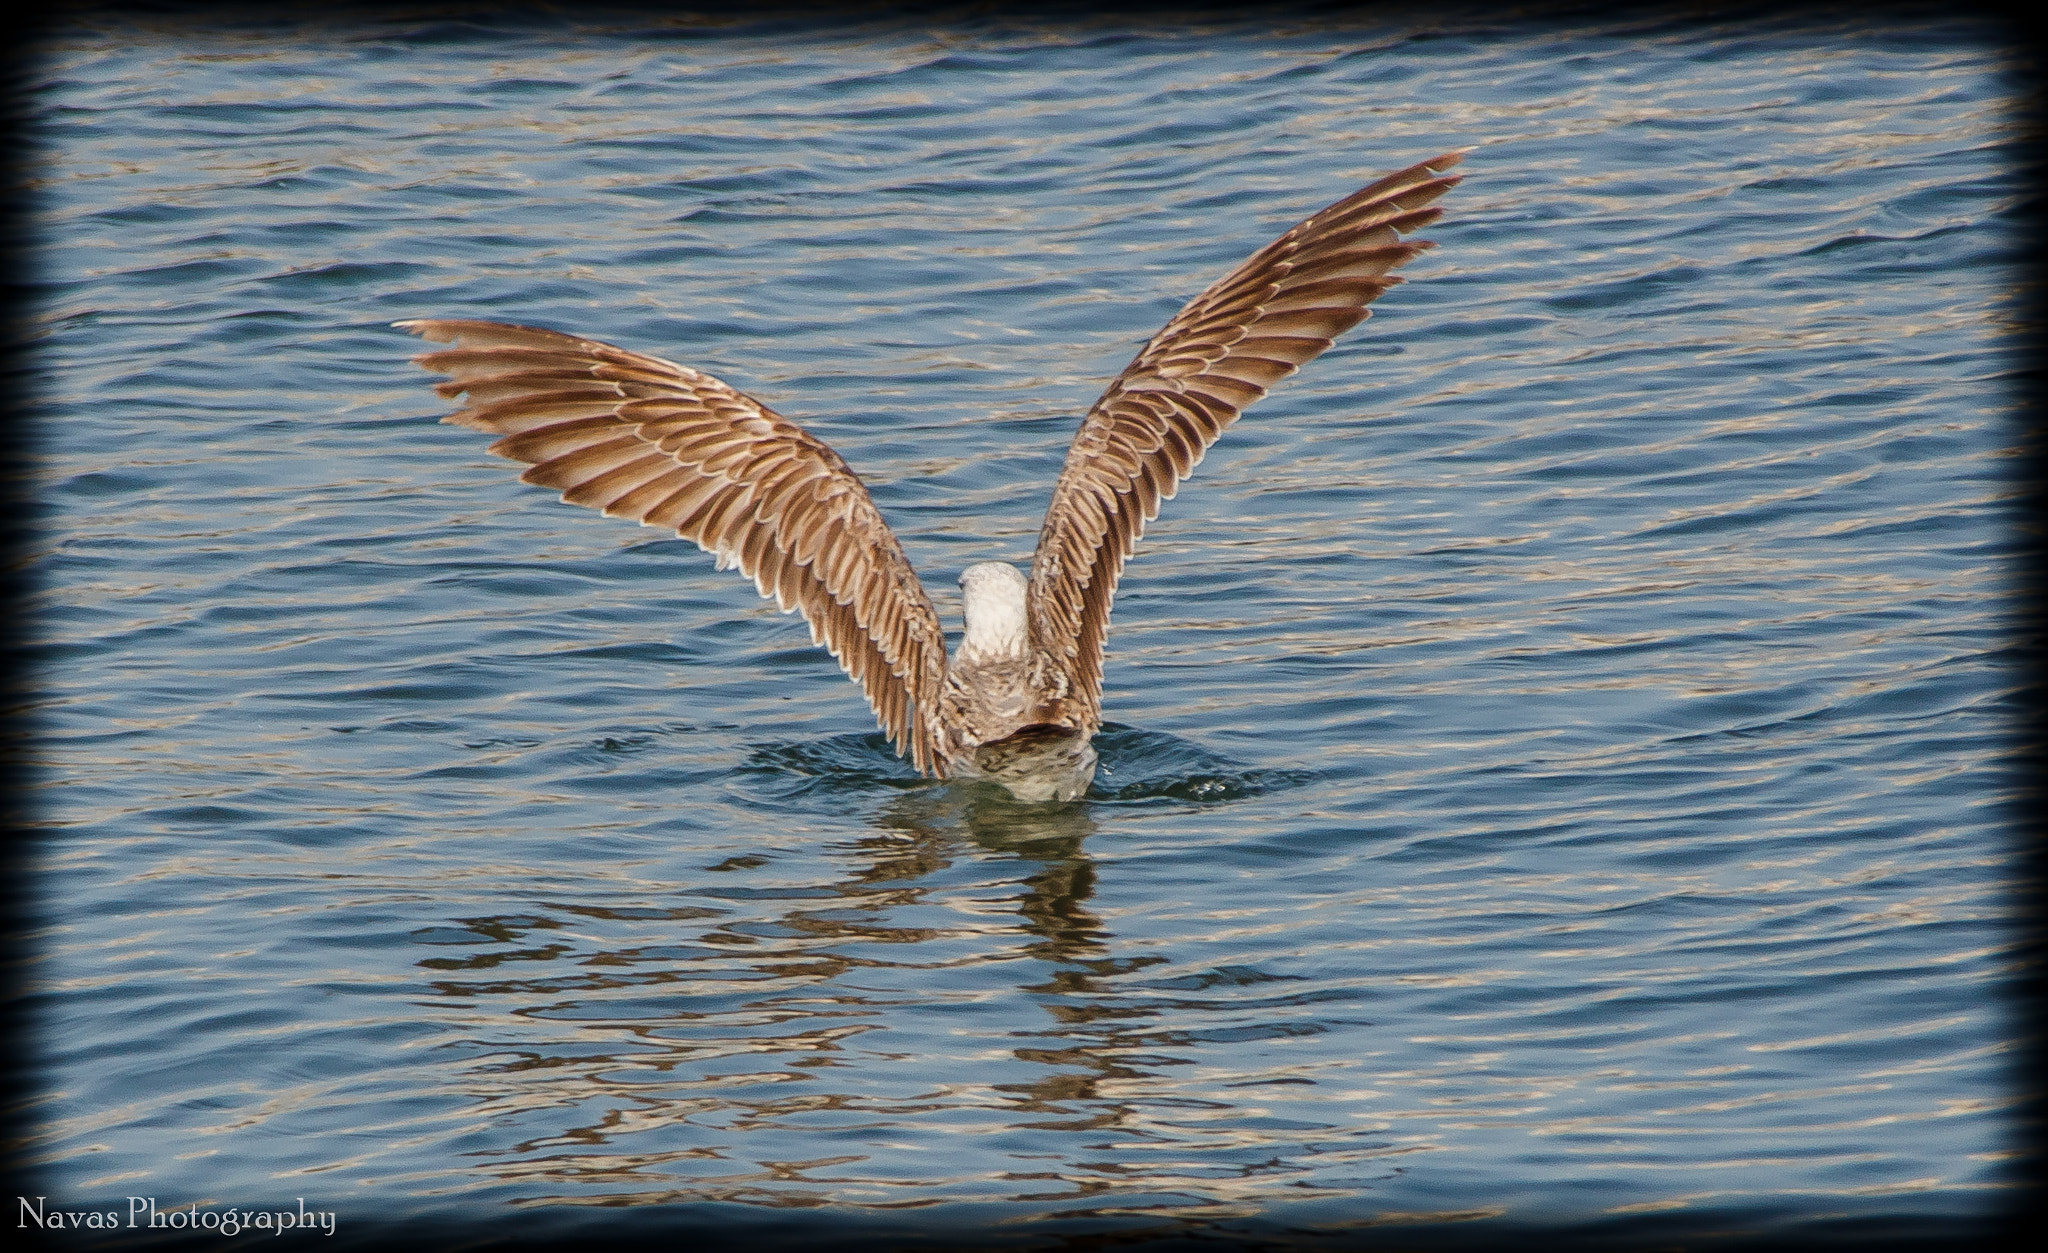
top-left (26, 5), bottom-right (2024, 1248)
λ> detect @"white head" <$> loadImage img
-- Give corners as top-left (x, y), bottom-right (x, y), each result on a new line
top-left (956, 562), bottom-right (1030, 662)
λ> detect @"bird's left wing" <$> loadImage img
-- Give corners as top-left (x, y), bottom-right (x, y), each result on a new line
top-left (398, 319), bottom-right (952, 774)
top-left (1026, 152), bottom-right (1463, 731)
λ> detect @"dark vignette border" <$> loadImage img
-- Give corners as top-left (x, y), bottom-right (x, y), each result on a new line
top-left (2, 1), bottom-right (2036, 1251)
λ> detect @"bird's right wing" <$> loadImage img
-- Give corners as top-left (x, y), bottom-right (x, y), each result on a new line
top-left (1026, 152), bottom-right (1462, 730)
top-left (399, 319), bottom-right (952, 775)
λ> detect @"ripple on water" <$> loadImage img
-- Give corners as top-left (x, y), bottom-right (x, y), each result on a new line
top-left (737, 725), bottom-right (1316, 807)
top-left (29, 9), bottom-right (2019, 1247)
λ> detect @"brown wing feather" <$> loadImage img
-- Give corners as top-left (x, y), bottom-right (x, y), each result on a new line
top-left (1026, 152), bottom-right (1464, 730)
top-left (396, 318), bottom-right (952, 775)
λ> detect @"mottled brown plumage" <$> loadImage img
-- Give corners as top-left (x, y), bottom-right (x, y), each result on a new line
top-left (399, 150), bottom-right (1461, 799)
top-left (1027, 153), bottom-right (1462, 734)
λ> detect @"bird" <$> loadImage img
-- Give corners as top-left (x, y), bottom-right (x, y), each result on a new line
top-left (398, 151), bottom-right (1462, 802)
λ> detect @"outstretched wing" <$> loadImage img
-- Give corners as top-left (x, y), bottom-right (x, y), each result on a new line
top-left (398, 319), bottom-right (952, 775)
top-left (1025, 152), bottom-right (1463, 730)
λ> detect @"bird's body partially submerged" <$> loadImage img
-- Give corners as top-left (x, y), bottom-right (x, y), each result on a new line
top-left (939, 562), bottom-right (1096, 801)
top-left (399, 151), bottom-right (1463, 802)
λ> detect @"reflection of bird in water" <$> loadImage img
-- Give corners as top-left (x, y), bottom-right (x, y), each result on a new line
top-left (873, 787), bottom-right (1107, 966)
top-left (399, 153), bottom-right (1462, 802)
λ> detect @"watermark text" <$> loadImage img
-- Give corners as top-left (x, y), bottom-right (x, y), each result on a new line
top-left (18, 1196), bottom-right (336, 1236)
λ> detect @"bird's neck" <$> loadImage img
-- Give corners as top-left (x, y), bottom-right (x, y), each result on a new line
top-left (959, 579), bottom-right (1030, 664)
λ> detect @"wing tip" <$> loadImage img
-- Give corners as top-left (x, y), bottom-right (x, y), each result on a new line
top-left (394, 317), bottom-right (594, 352)
top-left (393, 318), bottom-right (448, 341)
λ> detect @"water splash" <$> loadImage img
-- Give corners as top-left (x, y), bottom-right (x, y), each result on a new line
top-left (1086, 723), bottom-right (1318, 803)
top-left (737, 723), bottom-right (1316, 805)
top-left (735, 731), bottom-right (926, 799)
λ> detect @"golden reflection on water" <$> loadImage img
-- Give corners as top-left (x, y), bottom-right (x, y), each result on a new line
top-left (400, 790), bottom-right (1434, 1226)
top-left (409, 789), bottom-right (1163, 1210)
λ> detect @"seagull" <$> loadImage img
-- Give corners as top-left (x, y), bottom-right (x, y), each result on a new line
top-left (399, 151), bottom-right (1461, 802)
